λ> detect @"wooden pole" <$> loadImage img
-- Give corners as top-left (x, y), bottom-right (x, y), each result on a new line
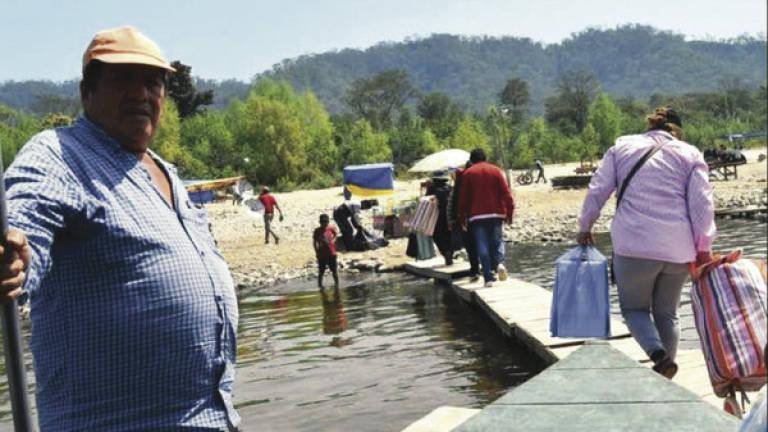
top-left (0, 151), bottom-right (34, 431)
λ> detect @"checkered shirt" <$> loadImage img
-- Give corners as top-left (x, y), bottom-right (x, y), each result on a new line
top-left (5, 118), bottom-right (240, 431)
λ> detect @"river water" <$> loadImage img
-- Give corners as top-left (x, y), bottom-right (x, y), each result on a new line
top-left (0, 218), bottom-right (765, 431)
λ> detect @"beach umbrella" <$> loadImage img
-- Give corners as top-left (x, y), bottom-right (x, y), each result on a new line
top-left (408, 149), bottom-right (470, 173)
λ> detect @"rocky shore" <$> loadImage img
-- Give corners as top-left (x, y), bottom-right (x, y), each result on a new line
top-left (210, 150), bottom-right (767, 290)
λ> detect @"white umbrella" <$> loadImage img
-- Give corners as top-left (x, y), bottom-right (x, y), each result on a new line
top-left (408, 149), bottom-right (470, 173)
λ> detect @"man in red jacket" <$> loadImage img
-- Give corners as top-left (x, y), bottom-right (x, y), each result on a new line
top-left (457, 148), bottom-right (515, 287)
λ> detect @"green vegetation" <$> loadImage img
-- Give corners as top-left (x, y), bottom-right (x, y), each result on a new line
top-left (0, 25), bottom-right (765, 187)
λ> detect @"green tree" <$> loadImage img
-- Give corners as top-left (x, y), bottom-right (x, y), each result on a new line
top-left (298, 91), bottom-right (337, 175)
top-left (180, 111), bottom-right (236, 178)
top-left (578, 124), bottom-right (600, 161)
top-left (545, 70), bottom-right (600, 135)
top-left (587, 93), bottom-right (623, 154)
top-left (716, 76), bottom-right (754, 120)
top-left (615, 95), bottom-right (649, 134)
top-left (0, 105), bottom-right (41, 168)
top-left (152, 100), bottom-right (183, 164)
top-left (499, 77), bottom-right (530, 126)
top-left (757, 85), bottom-right (767, 124)
top-left (227, 79), bottom-right (337, 188)
top-left (449, 117), bottom-right (490, 154)
top-left (485, 107), bottom-right (512, 167)
top-left (520, 118), bottom-right (563, 163)
top-left (509, 131), bottom-right (535, 169)
top-left (416, 92), bottom-right (463, 140)
top-left (389, 108), bottom-right (440, 170)
top-left (344, 69), bottom-right (417, 130)
top-left (238, 93), bottom-right (309, 185)
top-left (335, 118), bottom-right (392, 165)
top-left (167, 61), bottom-right (214, 119)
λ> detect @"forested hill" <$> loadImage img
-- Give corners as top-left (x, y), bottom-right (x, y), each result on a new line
top-left (264, 25), bottom-right (766, 113)
top-left (1, 25), bottom-right (765, 115)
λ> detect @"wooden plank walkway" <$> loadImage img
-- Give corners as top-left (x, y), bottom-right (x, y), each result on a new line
top-left (404, 258), bottom-right (472, 282)
top-left (402, 258), bottom-right (755, 410)
top-left (450, 273), bottom-right (632, 364)
top-left (715, 206), bottom-right (767, 219)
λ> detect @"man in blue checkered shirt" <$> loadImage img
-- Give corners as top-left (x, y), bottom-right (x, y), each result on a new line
top-left (0, 27), bottom-right (240, 431)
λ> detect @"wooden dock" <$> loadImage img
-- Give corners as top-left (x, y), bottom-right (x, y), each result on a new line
top-left (401, 258), bottom-right (760, 431)
top-left (448, 275), bottom-right (633, 364)
top-left (403, 257), bottom-right (471, 283)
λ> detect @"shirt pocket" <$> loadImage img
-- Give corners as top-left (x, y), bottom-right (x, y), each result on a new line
top-left (181, 201), bottom-right (218, 252)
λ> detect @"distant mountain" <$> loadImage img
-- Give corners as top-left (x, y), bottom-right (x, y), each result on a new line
top-left (0, 77), bottom-right (249, 115)
top-left (0, 80), bottom-right (80, 115)
top-left (263, 25), bottom-right (766, 114)
top-left (2, 25), bottom-right (765, 116)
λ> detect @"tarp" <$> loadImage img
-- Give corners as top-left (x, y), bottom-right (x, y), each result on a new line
top-left (184, 176), bottom-right (247, 205)
top-left (188, 190), bottom-right (215, 205)
top-left (342, 163), bottom-right (394, 199)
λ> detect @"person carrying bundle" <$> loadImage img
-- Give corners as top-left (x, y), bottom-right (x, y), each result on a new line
top-left (577, 107), bottom-right (715, 379)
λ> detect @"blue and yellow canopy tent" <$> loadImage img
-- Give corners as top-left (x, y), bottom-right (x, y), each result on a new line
top-left (342, 163), bottom-right (394, 200)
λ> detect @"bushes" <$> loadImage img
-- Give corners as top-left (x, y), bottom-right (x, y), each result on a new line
top-left (1, 79), bottom-right (765, 188)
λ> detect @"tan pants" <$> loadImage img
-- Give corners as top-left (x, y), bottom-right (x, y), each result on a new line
top-left (264, 213), bottom-right (279, 243)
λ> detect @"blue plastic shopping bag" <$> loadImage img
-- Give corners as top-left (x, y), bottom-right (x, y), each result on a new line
top-left (549, 246), bottom-right (611, 338)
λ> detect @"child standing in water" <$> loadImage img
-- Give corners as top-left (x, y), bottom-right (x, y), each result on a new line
top-left (313, 214), bottom-right (339, 288)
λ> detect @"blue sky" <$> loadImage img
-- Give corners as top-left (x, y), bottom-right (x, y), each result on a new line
top-left (1, 0), bottom-right (765, 82)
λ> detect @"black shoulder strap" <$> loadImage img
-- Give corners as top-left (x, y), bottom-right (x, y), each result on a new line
top-left (615, 142), bottom-right (665, 209)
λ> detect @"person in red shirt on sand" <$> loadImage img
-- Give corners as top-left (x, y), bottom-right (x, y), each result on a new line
top-left (259, 186), bottom-right (283, 245)
top-left (458, 148), bottom-right (515, 287)
top-left (313, 214), bottom-right (340, 288)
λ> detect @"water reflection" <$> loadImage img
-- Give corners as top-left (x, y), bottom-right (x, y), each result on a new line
top-left (233, 275), bottom-right (540, 431)
top-left (320, 286), bottom-right (352, 350)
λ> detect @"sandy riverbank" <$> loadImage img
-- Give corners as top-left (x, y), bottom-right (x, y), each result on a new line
top-left (210, 149), bottom-right (767, 289)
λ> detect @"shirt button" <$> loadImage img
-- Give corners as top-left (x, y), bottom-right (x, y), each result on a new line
top-left (200, 251), bottom-right (206, 256)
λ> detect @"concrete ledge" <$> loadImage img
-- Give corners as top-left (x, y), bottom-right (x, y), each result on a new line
top-left (453, 342), bottom-right (739, 432)
top-left (400, 406), bottom-right (480, 432)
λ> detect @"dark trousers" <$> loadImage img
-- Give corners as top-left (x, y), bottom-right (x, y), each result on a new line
top-left (461, 228), bottom-right (480, 276)
top-left (432, 223), bottom-right (453, 265)
top-left (536, 169), bottom-right (547, 183)
top-left (318, 255), bottom-right (339, 287)
top-left (264, 213), bottom-right (279, 243)
top-left (338, 226), bottom-right (354, 251)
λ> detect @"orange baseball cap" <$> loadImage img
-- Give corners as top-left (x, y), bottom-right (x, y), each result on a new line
top-left (82, 26), bottom-right (175, 73)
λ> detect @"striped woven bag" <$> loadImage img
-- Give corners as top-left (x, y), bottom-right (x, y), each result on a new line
top-left (690, 250), bottom-right (767, 398)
